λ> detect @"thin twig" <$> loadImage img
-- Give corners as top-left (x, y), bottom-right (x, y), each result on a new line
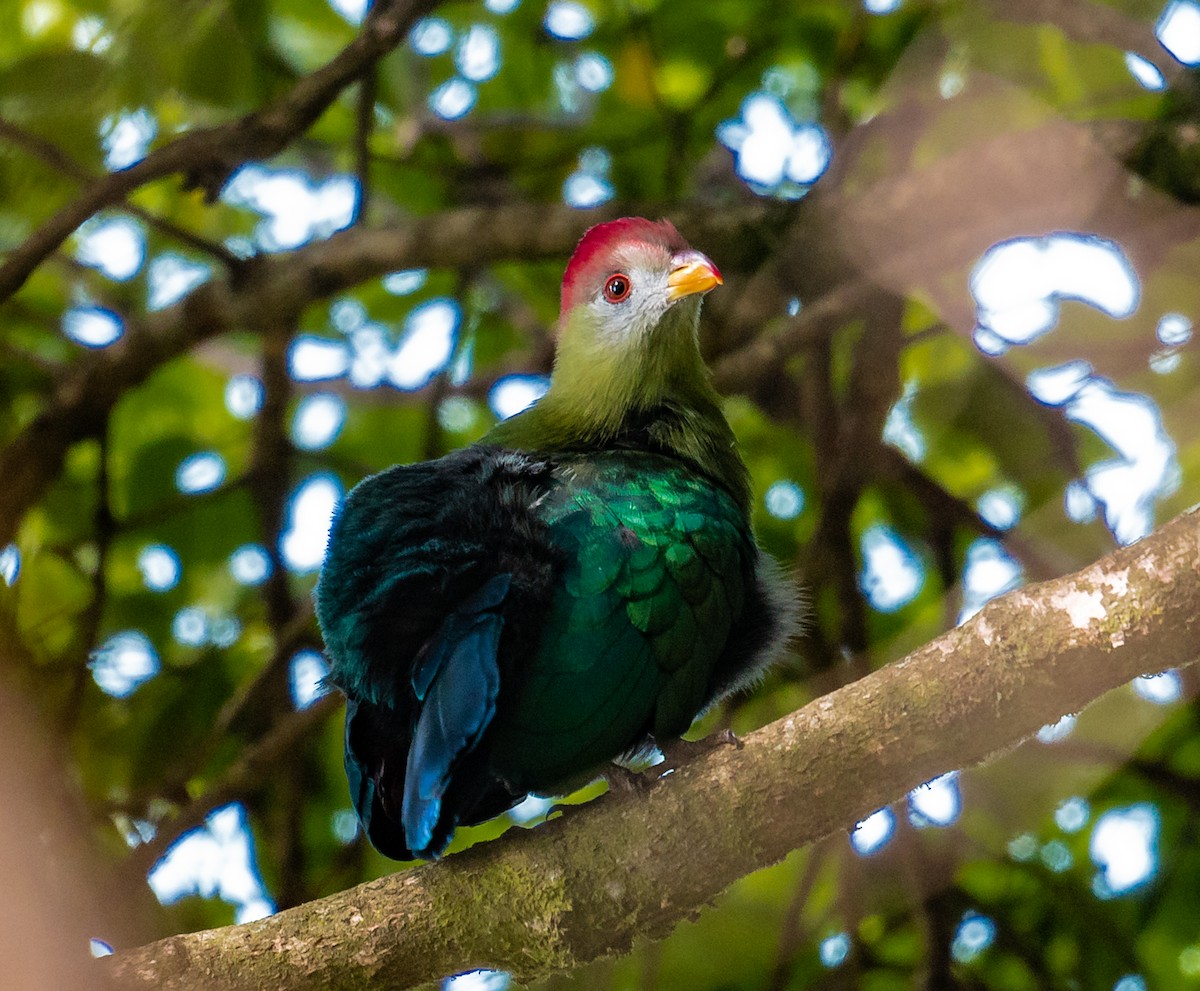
top-left (0, 0), bottom-right (439, 302)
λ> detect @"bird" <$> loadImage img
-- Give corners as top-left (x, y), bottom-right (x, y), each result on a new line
top-left (315, 217), bottom-right (799, 860)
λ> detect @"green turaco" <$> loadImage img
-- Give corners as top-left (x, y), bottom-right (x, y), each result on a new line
top-left (316, 218), bottom-right (799, 860)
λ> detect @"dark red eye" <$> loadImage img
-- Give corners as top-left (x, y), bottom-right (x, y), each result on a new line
top-left (603, 273), bottom-right (632, 303)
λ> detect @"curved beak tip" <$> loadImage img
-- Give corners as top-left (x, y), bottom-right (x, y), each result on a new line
top-left (667, 252), bottom-right (722, 301)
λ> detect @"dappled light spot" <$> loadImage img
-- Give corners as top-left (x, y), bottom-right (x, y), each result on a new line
top-left (1027, 360), bottom-right (1092, 406)
top-left (1026, 360), bottom-right (1177, 545)
top-left (411, 17), bottom-right (453, 55)
top-left (850, 807), bottom-right (895, 855)
top-left (76, 216), bottom-right (145, 280)
top-left (1151, 349), bottom-right (1182, 374)
top-left (148, 254), bottom-right (210, 311)
top-left (958, 538), bottom-right (1022, 624)
top-left (438, 396), bottom-right (479, 434)
top-left (819, 933), bottom-right (851, 968)
top-left (1185, 950), bottom-right (1200, 979)
top-left (22, 1), bottom-right (58, 36)
top-left (292, 393), bottom-right (346, 451)
top-left (138, 544), bottom-right (180, 591)
top-left (554, 60), bottom-right (586, 113)
top-left (563, 146), bottom-right (614, 208)
top-left (383, 269), bottom-right (428, 295)
top-left (91, 631), bottom-right (159, 697)
top-left (332, 809), bottom-right (359, 844)
top-left (865, 0), bottom-right (901, 12)
top-left (908, 772), bottom-right (961, 827)
top-left (172, 606), bottom-right (208, 647)
top-left (718, 94), bottom-right (831, 196)
top-left (1067, 381), bottom-right (1177, 545)
top-left (1159, 1), bottom-right (1200, 64)
top-left (976, 485), bottom-right (1023, 530)
top-left (289, 649), bottom-right (330, 710)
top-left (544, 1), bottom-right (593, 40)
top-left (458, 24), bottom-right (501, 82)
top-left (389, 299), bottom-right (460, 389)
top-left (1114, 977), bottom-right (1148, 991)
top-left (0, 544), bottom-right (21, 586)
top-left (328, 0), bottom-right (367, 25)
top-left (348, 323), bottom-right (391, 387)
top-left (940, 68), bottom-right (966, 99)
top-left (148, 803), bottom-right (275, 924)
top-left (63, 307), bottom-right (124, 348)
top-left (1125, 52), bottom-right (1166, 90)
top-left (564, 171), bottom-right (613, 208)
top-left (1037, 714), bottom-right (1076, 743)
top-left (332, 297), bottom-right (367, 330)
top-left (486, 0), bottom-right (521, 11)
top-left (971, 235), bottom-right (1138, 352)
top-left (281, 473), bottom-right (343, 573)
top-left (443, 970), bottom-right (511, 991)
top-left (575, 52), bottom-right (612, 92)
top-left (225, 374), bottom-right (265, 419)
top-left (1007, 833), bottom-right (1038, 861)
top-left (951, 912), bottom-right (995, 963)
top-left (222, 165), bottom-right (358, 251)
top-left (73, 16), bottom-right (112, 53)
top-left (882, 381), bottom-right (925, 461)
top-left (1064, 479), bottom-right (1097, 523)
top-left (859, 524), bottom-right (924, 612)
top-left (175, 452), bottom-right (226, 494)
top-left (332, 296), bottom-right (366, 330)
top-left (1157, 312), bottom-right (1192, 345)
top-left (117, 812), bottom-right (157, 847)
top-left (449, 338), bottom-right (474, 385)
top-left (210, 615), bottom-right (242, 649)
top-left (101, 109), bottom-right (155, 170)
top-left (1091, 804), bottom-right (1158, 896)
top-left (290, 335), bottom-right (351, 382)
top-left (1056, 796), bottom-right (1090, 833)
top-left (489, 374), bottom-right (550, 420)
top-left (764, 480), bottom-right (804, 520)
top-left (1133, 670), bottom-right (1182, 704)
top-left (508, 794), bottom-right (555, 825)
top-left (229, 544), bottom-right (273, 585)
top-left (1041, 838), bottom-right (1073, 873)
top-left (430, 78), bottom-right (478, 120)
top-left (89, 938), bottom-right (114, 958)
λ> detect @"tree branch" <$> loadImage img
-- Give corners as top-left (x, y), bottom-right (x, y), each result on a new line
top-left (108, 506), bottom-right (1200, 990)
top-left (0, 198), bottom-right (784, 548)
top-left (0, 0), bottom-right (439, 303)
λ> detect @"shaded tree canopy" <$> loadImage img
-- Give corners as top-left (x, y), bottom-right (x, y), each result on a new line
top-left (0, 1), bottom-right (1198, 990)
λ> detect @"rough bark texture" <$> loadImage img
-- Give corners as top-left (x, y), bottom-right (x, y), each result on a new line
top-left (108, 506), bottom-right (1200, 991)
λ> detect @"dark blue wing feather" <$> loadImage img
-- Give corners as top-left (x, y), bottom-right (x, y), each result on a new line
top-left (403, 575), bottom-right (508, 857)
top-left (316, 449), bottom-right (556, 860)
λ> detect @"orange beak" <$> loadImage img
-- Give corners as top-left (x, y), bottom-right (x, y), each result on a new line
top-left (666, 251), bottom-right (723, 301)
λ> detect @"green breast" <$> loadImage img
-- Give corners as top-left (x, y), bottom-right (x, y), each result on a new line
top-left (487, 450), bottom-right (752, 790)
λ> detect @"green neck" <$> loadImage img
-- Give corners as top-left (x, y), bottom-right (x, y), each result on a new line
top-left (485, 301), bottom-right (751, 512)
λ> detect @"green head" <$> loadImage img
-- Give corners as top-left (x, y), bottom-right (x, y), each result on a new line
top-left (488, 218), bottom-right (750, 510)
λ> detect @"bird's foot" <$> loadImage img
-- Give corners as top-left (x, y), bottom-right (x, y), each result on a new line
top-left (602, 763), bottom-right (656, 794)
top-left (658, 729), bottom-right (742, 771)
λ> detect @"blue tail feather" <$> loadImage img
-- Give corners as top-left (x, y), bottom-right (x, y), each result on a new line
top-left (402, 576), bottom-right (509, 858)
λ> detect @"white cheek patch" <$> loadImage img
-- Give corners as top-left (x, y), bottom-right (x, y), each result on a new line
top-left (589, 264), bottom-right (669, 341)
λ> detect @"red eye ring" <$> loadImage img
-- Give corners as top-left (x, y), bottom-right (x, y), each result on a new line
top-left (603, 273), bottom-right (632, 303)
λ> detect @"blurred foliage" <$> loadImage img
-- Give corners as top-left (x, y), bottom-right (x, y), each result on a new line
top-left (1, 0), bottom-right (1199, 989)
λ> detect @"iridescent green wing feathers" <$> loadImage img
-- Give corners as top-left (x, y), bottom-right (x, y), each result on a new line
top-left (487, 451), bottom-right (753, 788)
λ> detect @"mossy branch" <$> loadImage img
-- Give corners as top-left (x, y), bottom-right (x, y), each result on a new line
top-left (108, 506), bottom-right (1200, 991)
